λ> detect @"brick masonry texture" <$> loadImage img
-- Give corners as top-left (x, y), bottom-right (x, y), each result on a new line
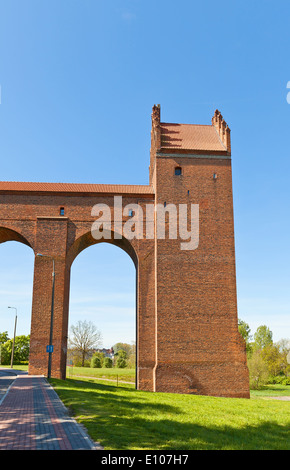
top-left (0, 105), bottom-right (250, 398)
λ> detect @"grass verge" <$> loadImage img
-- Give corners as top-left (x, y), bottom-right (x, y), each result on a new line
top-left (50, 377), bottom-right (290, 450)
top-left (66, 366), bottom-right (135, 383)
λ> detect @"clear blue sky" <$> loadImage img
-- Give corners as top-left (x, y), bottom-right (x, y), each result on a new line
top-left (0, 0), bottom-right (289, 347)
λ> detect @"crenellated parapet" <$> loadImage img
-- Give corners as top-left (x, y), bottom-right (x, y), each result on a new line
top-left (212, 109), bottom-right (231, 154)
top-left (151, 104), bottom-right (161, 151)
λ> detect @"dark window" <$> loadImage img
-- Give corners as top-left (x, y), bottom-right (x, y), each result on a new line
top-left (175, 167), bottom-right (182, 176)
top-left (60, 207), bottom-right (65, 216)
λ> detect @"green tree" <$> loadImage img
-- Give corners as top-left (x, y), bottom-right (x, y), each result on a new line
top-left (68, 320), bottom-right (102, 367)
top-left (116, 356), bottom-right (127, 368)
top-left (92, 351), bottom-right (105, 367)
top-left (238, 319), bottom-right (252, 355)
top-left (0, 343), bottom-right (10, 365)
top-left (113, 343), bottom-right (132, 356)
top-left (0, 331), bottom-right (9, 344)
top-left (113, 342), bottom-right (136, 367)
top-left (103, 357), bottom-right (113, 368)
top-left (116, 349), bottom-right (127, 359)
top-left (15, 335), bottom-right (30, 363)
top-left (115, 349), bottom-right (128, 368)
top-left (248, 349), bottom-right (269, 389)
top-left (261, 339), bottom-right (290, 378)
top-left (261, 344), bottom-right (283, 376)
top-left (91, 355), bottom-right (102, 368)
top-left (253, 325), bottom-right (273, 350)
top-left (0, 332), bottom-right (9, 364)
top-left (276, 339), bottom-right (290, 376)
top-left (0, 335), bottom-right (30, 365)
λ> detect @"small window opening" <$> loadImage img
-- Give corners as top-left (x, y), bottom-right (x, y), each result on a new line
top-left (128, 209), bottom-right (134, 217)
top-left (60, 207), bottom-right (65, 216)
top-left (175, 167), bottom-right (182, 176)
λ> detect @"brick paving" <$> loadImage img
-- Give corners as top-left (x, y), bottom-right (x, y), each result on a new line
top-left (0, 369), bottom-right (102, 450)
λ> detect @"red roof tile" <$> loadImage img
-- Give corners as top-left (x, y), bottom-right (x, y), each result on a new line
top-left (0, 181), bottom-right (155, 195)
top-left (160, 123), bottom-right (227, 153)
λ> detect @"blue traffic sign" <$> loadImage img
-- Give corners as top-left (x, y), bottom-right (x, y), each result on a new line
top-left (46, 345), bottom-right (54, 353)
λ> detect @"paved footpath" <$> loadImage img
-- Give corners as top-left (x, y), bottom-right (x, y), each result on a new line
top-left (0, 368), bottom-right (103, 450)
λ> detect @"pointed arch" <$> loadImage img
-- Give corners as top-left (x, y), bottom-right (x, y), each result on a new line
top-left (67, 229), bottom-right (138, 269)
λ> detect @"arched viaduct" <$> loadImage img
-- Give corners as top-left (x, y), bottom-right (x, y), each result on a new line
top-left (0, 106), bottom-right (250, 397)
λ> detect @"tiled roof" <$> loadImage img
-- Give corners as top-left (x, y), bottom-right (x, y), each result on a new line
top-left (160, 122), bottom-right (227, 153)
top-left (0, 181), bottom-right (155, 195)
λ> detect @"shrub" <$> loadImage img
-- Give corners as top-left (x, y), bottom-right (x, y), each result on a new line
top-left (103, 357), bottom-right (113, 368)
top-left (91, 356), bottom-right (102, 368)
top-left (268, 375), bottom-right (290, 385)
top-left (116, 357), bottom-right (127, 368)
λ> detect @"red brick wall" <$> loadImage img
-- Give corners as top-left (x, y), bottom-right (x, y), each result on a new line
top-left (152, 154), bottom-right (249, 397)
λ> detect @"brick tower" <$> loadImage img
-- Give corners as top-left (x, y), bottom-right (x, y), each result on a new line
top-left (149, 105), bottom-right (249, 397)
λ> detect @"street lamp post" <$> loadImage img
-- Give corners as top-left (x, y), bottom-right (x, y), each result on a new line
top-left (37, 253), bottom-right (55, 379)
top-left (8, 307), bottom-right (17, 369)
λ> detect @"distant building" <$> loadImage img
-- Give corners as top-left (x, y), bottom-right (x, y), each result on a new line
top-left (95, 348), bottom-right (115, 360)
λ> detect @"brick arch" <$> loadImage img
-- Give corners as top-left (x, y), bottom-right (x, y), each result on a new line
top-left (66, 228), bottom-right (140, 384)
top-left (27, 212), bottom-right (154, 386)
top-left (0, 226), bottom-right (33, 248)
top-left (67, 229), bottom-right (139, 381)
top-left (67, 228), bottom-right (138, 269)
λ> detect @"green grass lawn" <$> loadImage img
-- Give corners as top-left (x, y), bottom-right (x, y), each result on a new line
top-left (50, 377), bottom-right (290, 450)
top-left (0, 364), bottom-right (29, 372)
top-left (250, 384), bottom-right (290, 397)
top-left (66, 366), bottom-right (135, 383)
